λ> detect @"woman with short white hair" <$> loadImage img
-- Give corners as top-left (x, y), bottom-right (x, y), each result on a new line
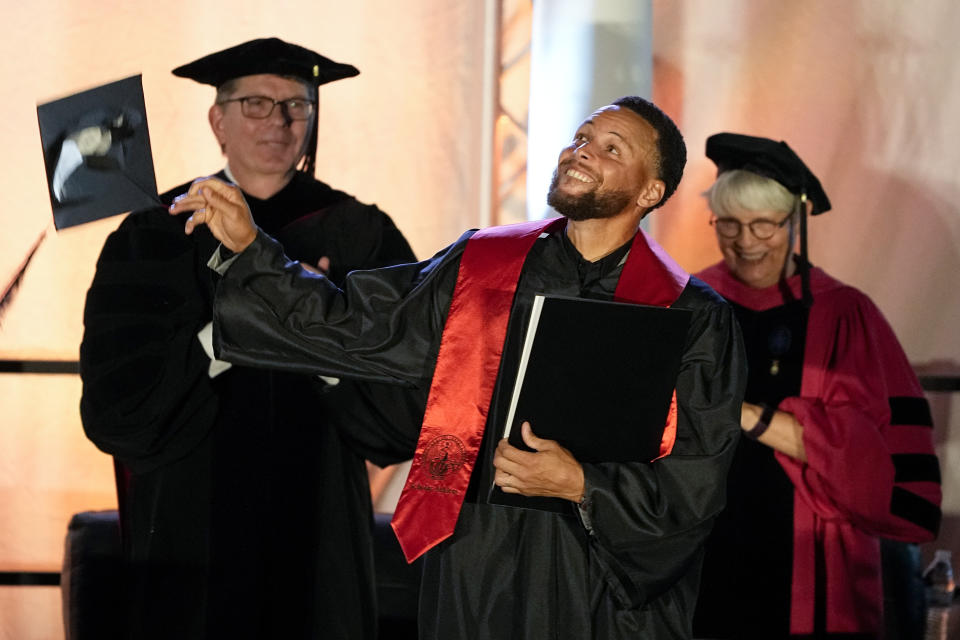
top-left (692, 133), bottom-right (941, 639)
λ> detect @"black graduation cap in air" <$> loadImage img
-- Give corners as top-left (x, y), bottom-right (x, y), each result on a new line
top-left (172, 37), bottom-right (360, 176)
top-left (706, 132), bottom-right (831, 306)
top-left (37, 74), bottom-right (160, 230)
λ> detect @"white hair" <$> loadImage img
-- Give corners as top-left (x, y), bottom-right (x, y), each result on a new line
top-left (705, 169), bottom-right (799, 218)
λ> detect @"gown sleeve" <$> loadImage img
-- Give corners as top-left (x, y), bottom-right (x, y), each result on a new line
top-left (776, 287), bottom-right (941, 542)
top-left (79, 209), bottom-right (220, 473)
top-left (214, 229), bottom-right (467, 386)
top-left (576, 285), bottom-right (747, 607)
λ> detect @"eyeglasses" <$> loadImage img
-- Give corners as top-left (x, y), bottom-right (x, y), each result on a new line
top-left (217, 95), bottom-right (316, 121)
top-left (711, 215), bottom-right (792, 240)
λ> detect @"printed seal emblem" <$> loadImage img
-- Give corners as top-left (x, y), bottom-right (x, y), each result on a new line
top-left (423, 435), bottom-right (466, 480)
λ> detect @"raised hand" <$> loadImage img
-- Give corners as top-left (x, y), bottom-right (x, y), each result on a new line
top-left (168, 177), bottom-right (257, 253)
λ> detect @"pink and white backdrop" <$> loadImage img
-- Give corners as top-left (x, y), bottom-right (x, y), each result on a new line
top-left (1, 1), bottom-right (957, 636)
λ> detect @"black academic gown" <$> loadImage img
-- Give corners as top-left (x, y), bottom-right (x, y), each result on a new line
top-left (80, 171), bottom-right (415, 640)
top-left (212, 226), bottom-right (746, 639)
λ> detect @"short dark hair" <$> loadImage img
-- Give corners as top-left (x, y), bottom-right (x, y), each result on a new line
top-left (611, 96), bottom-right (686, 210)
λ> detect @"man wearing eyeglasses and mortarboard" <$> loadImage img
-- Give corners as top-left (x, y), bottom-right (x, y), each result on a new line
top-left (79, 38), bottom-right (416, 640)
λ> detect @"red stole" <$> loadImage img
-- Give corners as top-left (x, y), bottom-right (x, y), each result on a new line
top-left (391, 217), bottom-right (690, 562)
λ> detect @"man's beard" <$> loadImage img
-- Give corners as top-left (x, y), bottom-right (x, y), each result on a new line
top-left (546, 169), bottom-right (633, 221)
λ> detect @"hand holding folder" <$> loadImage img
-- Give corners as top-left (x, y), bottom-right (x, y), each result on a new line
top-left (490, 294), bottom-right (691, 511)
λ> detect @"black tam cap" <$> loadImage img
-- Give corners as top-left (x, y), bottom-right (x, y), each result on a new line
top-left (705, 133), bottom-right (831, 215)
top-left (171, 37), bottom-right (359, 88)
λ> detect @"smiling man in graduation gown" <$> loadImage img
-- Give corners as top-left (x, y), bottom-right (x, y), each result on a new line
top-left (80, 38), bottom-right (415, 639)
top-left (171, 95), bottom-right (746, 639)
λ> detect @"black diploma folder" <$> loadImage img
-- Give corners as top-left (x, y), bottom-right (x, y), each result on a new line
top-left (490, 294), bottom-right (691, 512)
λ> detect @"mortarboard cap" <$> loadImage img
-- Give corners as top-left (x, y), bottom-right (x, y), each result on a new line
top-left (171, 37), bottom-right (359, 88)
top-left (37, 75), bottom-right (161, 230)
top-left (705, 133), bottom-right (831, 215)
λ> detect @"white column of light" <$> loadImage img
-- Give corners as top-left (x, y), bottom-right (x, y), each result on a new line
top-left (526, 0), bottom-right (653, 221)
top-left (478, 0), bottom-right (502, 229)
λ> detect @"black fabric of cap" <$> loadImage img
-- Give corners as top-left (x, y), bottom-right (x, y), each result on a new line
top-left (705, 133), bottom-right (831, 215)
top-left (172, 37), bottom-right (359, 87)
